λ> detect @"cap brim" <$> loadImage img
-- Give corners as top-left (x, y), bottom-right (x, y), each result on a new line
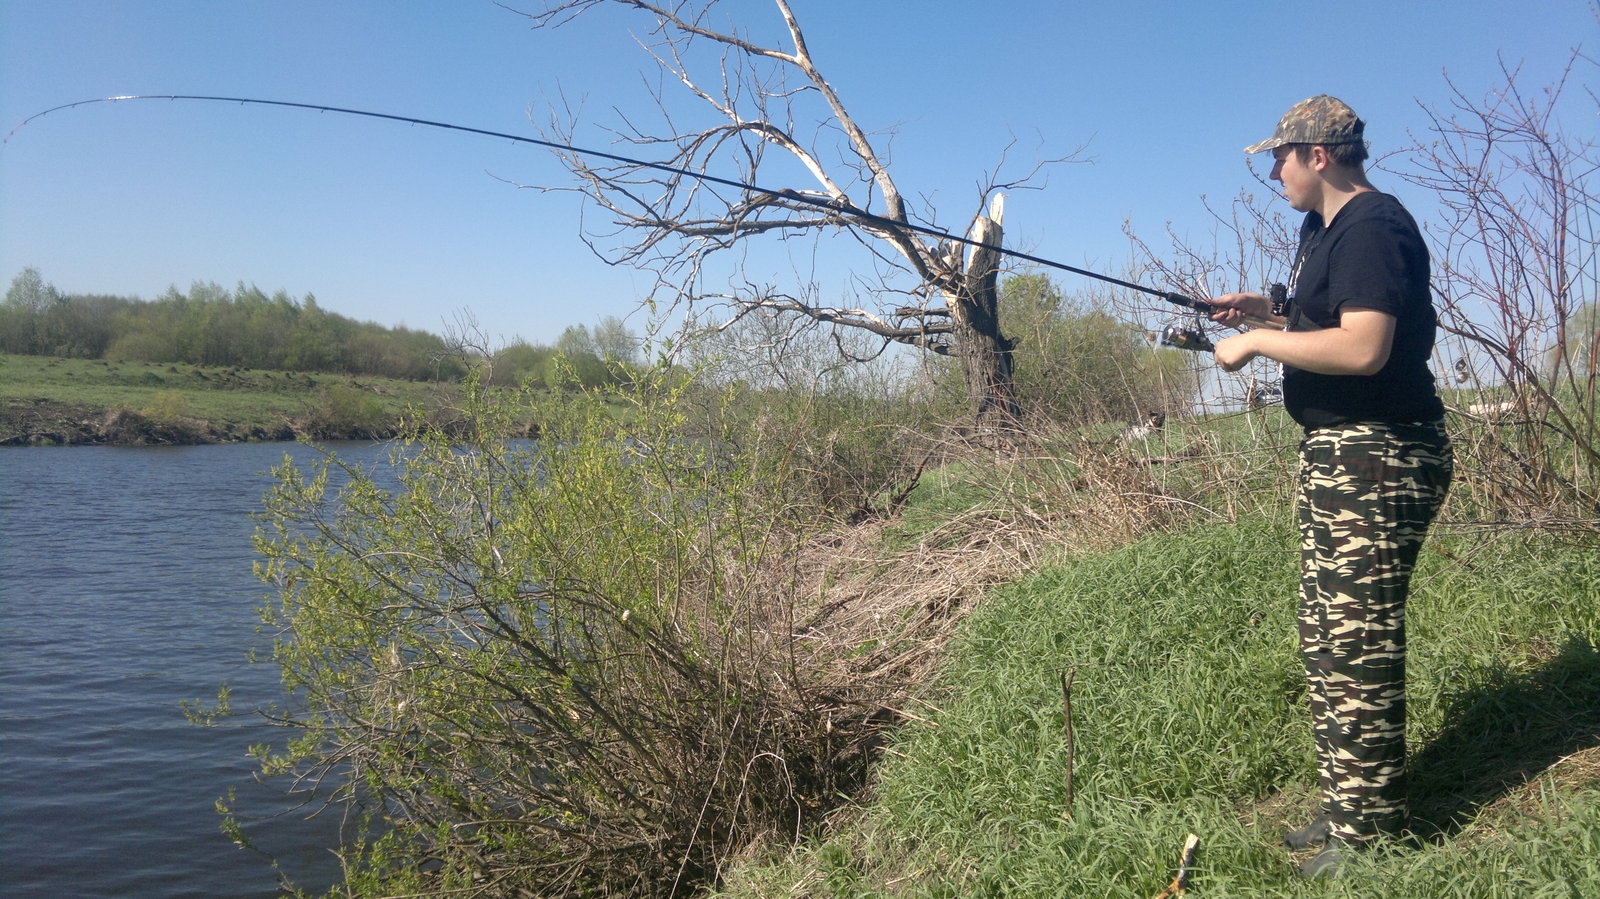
top-left (1243, 136), bottom-right (1284, 154)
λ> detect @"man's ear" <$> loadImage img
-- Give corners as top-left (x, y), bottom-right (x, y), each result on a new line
top-left (1309, 145), bottom-right (1332, 171)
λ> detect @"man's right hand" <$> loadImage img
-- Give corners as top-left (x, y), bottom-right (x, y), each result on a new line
top-left (1208, 292), bottom-right (1279, 329)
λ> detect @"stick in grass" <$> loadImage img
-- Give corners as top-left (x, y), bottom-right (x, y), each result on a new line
top-left (1152, 833), bottom-right (1201, 898)
top-left (1060, 667), bottom-right (1077, 819)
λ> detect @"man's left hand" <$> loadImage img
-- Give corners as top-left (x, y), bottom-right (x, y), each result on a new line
top-left (1214, 333), bottom-right (1259, 372)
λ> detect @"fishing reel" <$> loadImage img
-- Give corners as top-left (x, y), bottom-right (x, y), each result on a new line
top-left (1153, 282), bottom-right (1290, 354)
top-left (1156, 323), bottom-right (1215, 353)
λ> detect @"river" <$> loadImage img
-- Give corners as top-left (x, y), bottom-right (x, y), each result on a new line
top-left (0, 441), bottom-right (393, 898)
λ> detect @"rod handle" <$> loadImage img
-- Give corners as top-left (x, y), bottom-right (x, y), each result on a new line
top-left (1163, 292), bottom-right (1215, 314)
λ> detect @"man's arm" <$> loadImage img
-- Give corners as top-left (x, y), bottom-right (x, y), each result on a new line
top-left (1213, 307), bottom-right (1395, 375)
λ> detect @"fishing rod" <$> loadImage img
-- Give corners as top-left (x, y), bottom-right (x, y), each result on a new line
top-left (8, 94), bottom-right (1270, 344)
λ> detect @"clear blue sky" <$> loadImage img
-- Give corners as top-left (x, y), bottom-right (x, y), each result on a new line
top-left (1, 1), bottom-right (1592, 348)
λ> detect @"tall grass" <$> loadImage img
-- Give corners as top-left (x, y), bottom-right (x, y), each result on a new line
top-left (703, 392), bottom-right (1597, 897)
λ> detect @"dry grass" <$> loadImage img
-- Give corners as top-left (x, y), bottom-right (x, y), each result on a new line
top-left (733, 427), bottom-right (1235, 801)
top-left (788, 421), bottom-right (1270, 679)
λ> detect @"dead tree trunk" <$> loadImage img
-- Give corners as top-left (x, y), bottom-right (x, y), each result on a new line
top-left (947, 195), bottom-right (1020, 435)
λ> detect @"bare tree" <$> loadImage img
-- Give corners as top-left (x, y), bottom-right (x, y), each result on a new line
top-left (513, 0), bottom-right (1072, 434)
top-left (1390, 53), bottom-right (1599, 521)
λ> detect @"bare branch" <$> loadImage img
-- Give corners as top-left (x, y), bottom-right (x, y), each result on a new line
top-left (726, 290), bottom-right (955, 355)
top-left (508, 0), bottom-right (1081, 429)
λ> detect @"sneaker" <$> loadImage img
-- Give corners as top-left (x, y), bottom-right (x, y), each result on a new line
top-left (1282, 814), bottom-right (1335, 851)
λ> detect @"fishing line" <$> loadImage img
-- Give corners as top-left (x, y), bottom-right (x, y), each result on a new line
top-left (7, 94), bottom-right (1232, 321)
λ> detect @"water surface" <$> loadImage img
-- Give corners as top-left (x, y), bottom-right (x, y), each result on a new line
top-left (1, 441), bottom-right (389, 898)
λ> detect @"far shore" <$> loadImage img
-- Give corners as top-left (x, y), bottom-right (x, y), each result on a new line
top-left (1, 396), bottom-right (348, 446)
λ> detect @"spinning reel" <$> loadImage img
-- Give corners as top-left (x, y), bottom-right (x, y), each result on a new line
top-left (1156, 323), bottom-right (1215, 353)
top-left (1152, 283), bottom-right (1287, 355)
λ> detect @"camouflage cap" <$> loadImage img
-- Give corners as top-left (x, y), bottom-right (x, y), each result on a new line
top-left (1243, 95), bottom-right (1365, 154)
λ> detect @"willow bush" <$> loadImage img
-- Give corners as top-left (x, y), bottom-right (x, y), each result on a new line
top-left (248, 374), bottom-right (855, 896)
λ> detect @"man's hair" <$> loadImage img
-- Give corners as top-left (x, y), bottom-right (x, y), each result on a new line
top-left (1293, 141), bottom-right (1369, 169)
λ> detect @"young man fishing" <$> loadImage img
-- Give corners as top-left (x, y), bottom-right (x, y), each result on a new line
top-left (1206, 95), bottom-right (1453, 878)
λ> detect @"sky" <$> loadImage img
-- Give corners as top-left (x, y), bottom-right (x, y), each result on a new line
top-left (1, 0), bottom-right (1593, 350)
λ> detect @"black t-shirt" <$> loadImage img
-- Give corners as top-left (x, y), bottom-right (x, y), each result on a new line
top-left (1282, 191), bottom-right (1446, 429)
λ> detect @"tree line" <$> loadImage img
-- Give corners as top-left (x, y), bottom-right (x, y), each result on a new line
top-left (2, 268), bottom-right (468, 380)
top-left (1, 267), bottom-right (645, 388)
top-left (4, 266), bottom-right (1196, 423)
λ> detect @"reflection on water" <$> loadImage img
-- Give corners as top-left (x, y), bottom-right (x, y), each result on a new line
top-left (0, 442), bottom-right (390, 899)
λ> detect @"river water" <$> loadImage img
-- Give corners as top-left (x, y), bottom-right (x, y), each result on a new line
top-left (0, 441), bottom-right (393, 898)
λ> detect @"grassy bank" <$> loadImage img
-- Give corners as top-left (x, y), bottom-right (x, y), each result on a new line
top-left (0, 352), bottom-right (462, 444)
top-left (714, 415), bottom-right (1599, 896)
top-left (214, 365), bottom-right (1596, 896)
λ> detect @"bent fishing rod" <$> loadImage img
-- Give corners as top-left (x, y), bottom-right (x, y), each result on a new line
top-left (8, 94), bottom-right (1270, 344)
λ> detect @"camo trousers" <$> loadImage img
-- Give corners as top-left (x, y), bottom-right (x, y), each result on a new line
top-left (1298, 420), bottom-right (1452, 842)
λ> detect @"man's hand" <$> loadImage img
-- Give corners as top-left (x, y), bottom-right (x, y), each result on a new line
top-left (1214, 332), bottom-right (1260, 372)
top-left (1208, 292), bottom-right (1276, 328)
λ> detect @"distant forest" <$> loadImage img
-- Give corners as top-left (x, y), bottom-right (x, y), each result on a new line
top-left (1, 268), bottom-right (641, 388)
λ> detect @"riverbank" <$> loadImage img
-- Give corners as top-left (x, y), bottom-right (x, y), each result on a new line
top-left (0, 397), bottom-right (295, 445)
top-left (0, 353), bottom-right (484, 445)
top-left (90, 366), bottom-right (1591, 897)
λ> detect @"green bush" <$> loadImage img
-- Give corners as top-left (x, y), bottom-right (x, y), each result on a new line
top-left (926, 273), bottom-right (1201, 429)
top-left (138, 389), bottom-right (191, 423)
top-left (248, 374), bottom-right (848, 896)
top-left (293, 383), bottom-right (390, 438)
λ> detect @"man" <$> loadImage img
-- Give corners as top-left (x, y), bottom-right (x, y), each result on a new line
top-left (1207, 95), bottom-right (1453, 878)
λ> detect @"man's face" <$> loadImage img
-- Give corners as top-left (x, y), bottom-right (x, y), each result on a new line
top-left (1270, 146), bottom-right (1320, 213)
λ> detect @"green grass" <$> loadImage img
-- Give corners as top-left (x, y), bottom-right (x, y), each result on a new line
top-left (0, 352), bottom-right (453, 430)
top-left (727, 396), bottom-right (1600, 897)
top-left (717, 514), bottom-right (1599, 898)
top-left (1, 352), bottom-right (453, 420)
top-left (0, 354), bottom-right (658, 445)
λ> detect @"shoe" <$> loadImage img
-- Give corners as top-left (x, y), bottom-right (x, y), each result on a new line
top-left (1282, 814), bottom-right (1335, 851)
top-left (1297, 839), bottom-right (1359, 879)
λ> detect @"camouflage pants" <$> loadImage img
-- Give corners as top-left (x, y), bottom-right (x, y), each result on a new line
top-left (1297, 420), bottom-right (1452, 842)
